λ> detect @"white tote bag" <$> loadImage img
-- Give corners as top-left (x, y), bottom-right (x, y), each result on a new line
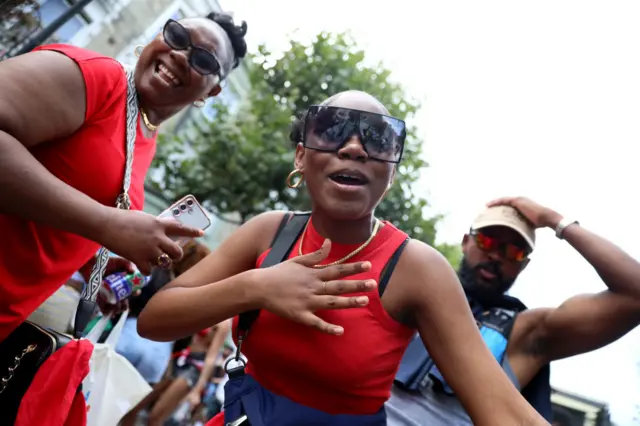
top-left (83, 311), bottom-right (152, 426)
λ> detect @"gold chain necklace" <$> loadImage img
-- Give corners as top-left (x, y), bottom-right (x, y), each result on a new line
top-left (298, 218), bottom-right (381, 269)
top-left (140, 109), bottom-right (158, 132)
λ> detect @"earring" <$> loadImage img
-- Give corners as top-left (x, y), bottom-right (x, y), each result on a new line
top-left (383, 182), bottom-right (393, 198)
top-left (286, 169), bottom-right (304, 189)
top-left (193, 99), bottom-right (206, 108)
top-left (134, 45), bottom-right (144, 58)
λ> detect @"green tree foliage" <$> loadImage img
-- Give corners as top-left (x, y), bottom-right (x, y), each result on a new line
top-left (152, 32), bottom-right (460, 265)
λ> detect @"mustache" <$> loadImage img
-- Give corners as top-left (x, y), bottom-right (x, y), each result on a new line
top-left (474, 261), bottom-right (501, 276)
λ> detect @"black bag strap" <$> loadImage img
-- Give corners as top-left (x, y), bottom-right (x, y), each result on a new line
top-left (378, 238), bottom-right (410, 297)
top-left (227, 212), bottom-right (309, 376)
top-left (236, 212), bottom-right (310, 335)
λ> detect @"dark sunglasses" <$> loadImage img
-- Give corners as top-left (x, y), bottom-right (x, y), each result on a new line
top-left (302, 105), bottom-right (406, 163)
top-left (470, 229), bottom-right (530, 263)
top-left (162, 19), bottom-right (224, 78)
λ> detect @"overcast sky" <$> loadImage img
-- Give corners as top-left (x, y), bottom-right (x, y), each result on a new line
top-left (221, 1), bottom-right (640, 422)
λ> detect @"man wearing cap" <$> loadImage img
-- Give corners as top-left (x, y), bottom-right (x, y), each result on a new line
top-left (386, 196), bottom-right (640, 425)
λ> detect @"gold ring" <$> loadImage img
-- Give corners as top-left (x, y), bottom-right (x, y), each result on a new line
top-left (157, 253), bottom-right (172, 269)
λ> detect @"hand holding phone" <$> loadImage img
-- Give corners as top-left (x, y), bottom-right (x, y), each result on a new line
top-left (158, 195), bottom-right (211, 244)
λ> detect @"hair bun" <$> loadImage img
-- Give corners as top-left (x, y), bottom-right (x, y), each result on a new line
top-left (206, 10), bottom-right (248, 70)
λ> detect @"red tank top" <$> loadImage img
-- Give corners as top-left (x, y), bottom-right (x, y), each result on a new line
top-left (0, 45), bottom-right (156, 342)
top-left (232, 219), bottom-right (413, 415)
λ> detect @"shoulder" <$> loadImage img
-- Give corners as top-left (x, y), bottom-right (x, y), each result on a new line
top-left (34, 44), bottom-right (115, 63)
top-left (392, 239), bottom-right (461, 302)
top-left (400, 239), bottom-right (453, 274)
top-left (32, 44), bottom-right (124, 83)
top-left (0, 46), bottom-right (125, 146)
top-left (237, 211), bottom-right (292, 256)
top-left (244, 211), bottom-right (290, 231)
top-left (34, 45), bottom-right (126, 119)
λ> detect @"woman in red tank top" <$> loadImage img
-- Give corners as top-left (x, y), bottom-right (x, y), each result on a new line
top-left (139, 92), bottom-right (548, 426)
top-left (0, 12), bottom-right (250, 343)
top-left (0, 11), bottom-right (252, 425)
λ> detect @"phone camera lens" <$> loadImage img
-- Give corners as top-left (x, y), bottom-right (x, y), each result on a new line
top-left (172, 209), bottom-right (180, 216)
top-left (180, 204), bottom-right (187, 211)
top-left (186, 199), bottom-right (194, 206)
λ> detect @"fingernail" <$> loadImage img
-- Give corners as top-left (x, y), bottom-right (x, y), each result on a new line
top-left (365, 280), bottom-right (376, 289)
top-left (362, 262), bottom-right (371, 269)
top-left (356, 296), bottom-right (369, 305)
top-left (332, 326), bottom-right (344, 335)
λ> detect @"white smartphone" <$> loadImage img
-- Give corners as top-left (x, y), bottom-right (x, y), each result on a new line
top-left (158, 195), bottom-right (211, 241)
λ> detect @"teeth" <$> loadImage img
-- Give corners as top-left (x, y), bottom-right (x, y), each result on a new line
top-left (158, 63), bottom-right (180, 86)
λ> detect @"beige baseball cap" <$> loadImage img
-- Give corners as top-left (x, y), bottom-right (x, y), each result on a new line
top-left (471, 205), bottom-right (536, 250)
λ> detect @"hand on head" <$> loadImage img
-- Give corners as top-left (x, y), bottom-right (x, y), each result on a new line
top-left (487, 196), bottom-right (562, 229)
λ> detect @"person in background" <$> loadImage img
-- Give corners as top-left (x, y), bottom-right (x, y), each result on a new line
top-left (387, 197), bottom-right (640, 425)
top-left (0, 10), bottom-right (248, 344)
top-left (195, 343), bottom-right (234, 421)
top-left (139, 91), bottom-right (549, 426)
top-left (117, 240), bottom-right (212, 384)
top-left (117, 240), bottom-right (212, 425)
top-left (147, 320), bottom-right (231, 426)
top-left (27, 272), bottom-right (84, 334)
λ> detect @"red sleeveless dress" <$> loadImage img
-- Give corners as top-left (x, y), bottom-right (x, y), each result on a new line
top-left (207, 219), bottom-right (414, 425)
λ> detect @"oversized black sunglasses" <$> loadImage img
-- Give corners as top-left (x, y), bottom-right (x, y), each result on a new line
top-left (162, 19), bottom-right (224, 78)
top-left (302, 105), bottom-right (406, 163)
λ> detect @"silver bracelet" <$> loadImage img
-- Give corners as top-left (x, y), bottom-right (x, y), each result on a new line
top-left (555, 217), bottom-right (580, 239)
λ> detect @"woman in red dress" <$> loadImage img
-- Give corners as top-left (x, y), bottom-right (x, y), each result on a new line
top-left (139, 91), bottom-right (549, 426)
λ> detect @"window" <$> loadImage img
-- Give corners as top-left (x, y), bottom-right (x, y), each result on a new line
top-left (39, 0), bottom-right (91, 43)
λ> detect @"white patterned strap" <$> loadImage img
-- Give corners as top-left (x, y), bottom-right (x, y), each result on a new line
top-left (82, 66), bottom-right (139, 303)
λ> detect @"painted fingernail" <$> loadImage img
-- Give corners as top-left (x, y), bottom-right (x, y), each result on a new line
top-left (356, 296), bottom-right (369, 305)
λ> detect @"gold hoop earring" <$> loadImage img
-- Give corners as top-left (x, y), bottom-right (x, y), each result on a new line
top-left (193, 99), bottom-right (206, 108)
top-left (286, 169), bottom-right (304, 189)
top-left (134, 45), bottom-right (144, 58)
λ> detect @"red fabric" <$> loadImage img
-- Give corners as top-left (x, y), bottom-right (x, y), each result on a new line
top-left (197, 327), bottom-right (210, 338)
top-left (230, 220), bottom-right (414, 415)
top-left (15, 339), bottom-right (93, 426)
top-left (207, 413), bottom-right (224, 426)
top-left (0, 44), bottom-right (157, 342)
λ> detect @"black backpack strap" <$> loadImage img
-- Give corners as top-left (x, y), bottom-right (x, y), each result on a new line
top-left (227, 212), bottom-right (310, 377)
top-left (269, 212), bottom-right (293, 247)
top-left (236, 212), bottom-right (310, 335)
top-left (378, 238), bottom-right (410, 297)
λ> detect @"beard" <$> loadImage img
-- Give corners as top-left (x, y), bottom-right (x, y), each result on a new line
top-left (457, 256), bottom-right (516, 307)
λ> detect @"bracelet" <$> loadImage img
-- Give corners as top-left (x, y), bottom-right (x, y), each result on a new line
top-left (555, 218), bottom-right (580, 239)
